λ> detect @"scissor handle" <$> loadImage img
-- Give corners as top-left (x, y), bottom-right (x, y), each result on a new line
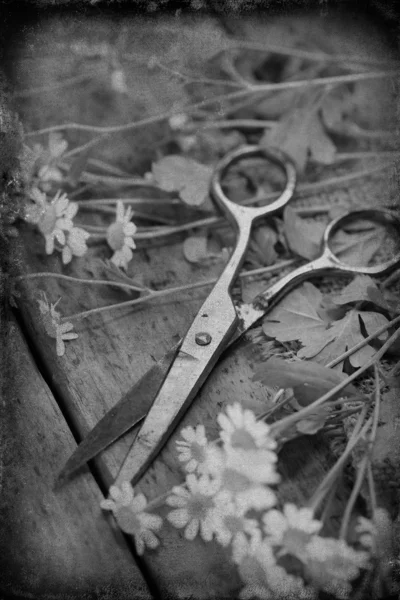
top-left (210, 145), bottom-right (297, 227)
top-left (322, 208), bottom-right (400, 275)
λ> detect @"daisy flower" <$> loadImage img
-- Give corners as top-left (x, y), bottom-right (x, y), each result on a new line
top-left (36, 189), bottom-right (78, 255)
top-left (106, 201), bottom-right (137, 269)
top-left (166, 473), bottom-right (219, 541)
top-left (209, 446), bottom-right (279, 511)
top-left (100, 481), bottom-right (163, 555)
top-left (304, 536), bottom-right (370, 599)
top-left (210, 491), bottom-right (261, 547)
top-left (62, 226), bottom-right (90, 265)
top-left (37, 294), bottom-right (78, 357)
top-left (233, 534), bottom-right (315, 600)
top-left (217, 403), bottom-right (277, 454)
top-left (263, 504), bottom-right (322, 560)
top-left (176, 424), bottom-right (209, 473)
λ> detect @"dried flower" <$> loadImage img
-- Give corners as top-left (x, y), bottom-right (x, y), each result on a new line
top-left (100, 481), bottom-right (163, 555)
top-left (37, 294), bottom-right (78, 356)
top-left (106, 201), bottom-right (137, 269)
top-left (304, 536), bottom-right (369, 599)
top-left (61, 226), bottom-right (90, 264)
top-left (210, 446), bottom-right (279, 511)
top-left (263, 504), bottom-right (322, 560)
top-left (233, 534), bottom-right (315, 600)
top-left (35, 189), bottom-right (78, 255)
top-left (217, 402), bottom-right (277, 454)
top-left (166, 474), bottom-right (218, 541)
top-left (176, 424), bottom-right (209, 473)
top-left (210, 491), bottom-right (261, 547)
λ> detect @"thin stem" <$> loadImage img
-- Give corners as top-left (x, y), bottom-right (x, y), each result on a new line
top-left (183, 118), bottom-right (276, 131)
top-left (326, 314), bottom-right (400, 369)
top-left (152, 59), bottom-right (245, 88)
top-left (60, 259), bottom-right (296, 322)
top-left (270, 324), bottom-right (400, 437)
top-left (339, 454), bottom-right (369, 540)
top-left (308, 408), bottom-right (371, 513)
top-left (381, 269), bottom-right (400, 289)
top-left (75, 197), bottom-right (177, 206)
top-left (25, 69), bottom-right (397, 143)
top-left (232, 40), bottom-right (400, 68)
top-left (11, 72), bottom-right (90, 99)
top-left (15, 272), bottom-right (147, 293)
top-left (367, 463), bottom-right (377, 516)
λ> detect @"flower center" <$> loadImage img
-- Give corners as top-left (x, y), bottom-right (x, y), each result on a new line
top-left (190, 442), bottom-right (206, 463)
top-left (224, 514), bottom-right (244, 535)
top-left (41, 313), bottom-right (58, 338)
top-left (115, 506), bottom-right (141, 535)
top-left (238, 555), bottom-right (268, 587)
top-left (38, 206), bottom-right (57, 235)
top-left (187, 494), bottom-right (214, 520)
top-left (230, 428), bottom-right (258, 450)
top-left (107, 222), bottom-right (125, 251)
top-left (281, 529), bottom-right (312, 558)
top-left (222, 468), bottom-right (251, 493)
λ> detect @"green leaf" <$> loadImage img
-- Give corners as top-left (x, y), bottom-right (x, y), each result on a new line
top-left (247, 225), bottom-right (278, 267)
top-left (152, 155), bottom-right (213, 207)
top-left (253, 357), bottom-right (359, 406)
top-left (298, 310), bottom-right (389, 367)
top-left (283, 206), bottom-right (325, 260)
top-left (331, 275), bottom-right (378, 306)
top-left (260, 90), bottom-right (336, 173)
top-left (263, 282), bottom-right (389, 367)
top-left (263, 282), bottom-right (327, 344)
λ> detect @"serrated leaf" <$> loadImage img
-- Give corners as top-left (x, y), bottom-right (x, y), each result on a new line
top-left (247, 225), bottom-right (278, 267)
top-left (331, 275), bottom-right (378, 305)
top-left (263, 282), bottom-right (390, 367)
top-left (298, 310), bottom-right (389, 367)
top-left (152, 155), bottom-right (213, 207)
top-left (317, 295), bottom-right (348, 324)
top-left (367, 286), bottom-right (400, 315)
top-left (263, 282), bottom-right (327, 344)
top-left (253, 357), bottom-right (359, 406)
top-left (331, 224), bottom-right (387, 268)
top-left (260, 90), bottom-right (336, 173)
top-left (283, 206), bottom-right (325, 260)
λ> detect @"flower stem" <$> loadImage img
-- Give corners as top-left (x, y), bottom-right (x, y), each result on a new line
top-left (270, 323), bottom-right (400, 437)
top-left (339, 365), bottom-right (381, 540)
top-left (326, 314), bottom-right (400, 369)
top-left (26, 69), bottom-right (397, 153)
top-left (61, 259), bottom-right (297, 322)
top-left (338, 454), bottom-right (369, 540)
top-left (308, 408), bottom-right (371, 513)
top-left (15, 272), bottom-right (147, 293)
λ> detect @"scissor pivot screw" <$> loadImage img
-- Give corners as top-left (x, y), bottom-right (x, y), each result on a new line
top-left (195, 332), bottom-right (212, 346)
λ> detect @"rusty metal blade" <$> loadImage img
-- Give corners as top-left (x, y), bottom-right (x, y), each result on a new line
top-left (57, 343), bottom-right (180, 484)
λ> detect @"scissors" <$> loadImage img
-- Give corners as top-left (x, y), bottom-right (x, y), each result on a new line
top-left (58, 145), bottom-right (400, 488)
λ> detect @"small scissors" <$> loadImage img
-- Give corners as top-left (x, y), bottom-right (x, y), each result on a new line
top-left (59, 145), bottom-right (400, 488)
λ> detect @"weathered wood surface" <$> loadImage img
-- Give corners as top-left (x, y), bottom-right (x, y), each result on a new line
top-left (8, 9), bottom-right (399, 600)
top-left (0, 317), bottom-right (152, 599)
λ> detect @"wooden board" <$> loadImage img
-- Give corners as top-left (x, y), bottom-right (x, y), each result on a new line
top-left (7, 8), bottom-right (399, 599)
top-left (14, 225), bottom-right (351, 599)
top-left (0, 316), bottom-right (152, 600)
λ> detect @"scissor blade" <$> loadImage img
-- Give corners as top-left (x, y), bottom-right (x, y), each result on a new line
top-left (114, 288), bottom-right (242, 487)
top-left (57, 344), bottom-right (180, 484)
top-left (114, 347), bottom-right (222, 487)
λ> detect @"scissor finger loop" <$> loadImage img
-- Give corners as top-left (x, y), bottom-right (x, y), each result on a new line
top-left (321, 208), bottom-right (400, 275)
top-left (210, 145), bottom-right (297, 225)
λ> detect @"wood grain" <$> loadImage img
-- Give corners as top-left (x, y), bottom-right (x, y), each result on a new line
top-left (0, 317), bottom-right (151, 600)
top-left (15, 227), bottom-right (347, 599)
top-left (8, 10), bottom-right (399, 599)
